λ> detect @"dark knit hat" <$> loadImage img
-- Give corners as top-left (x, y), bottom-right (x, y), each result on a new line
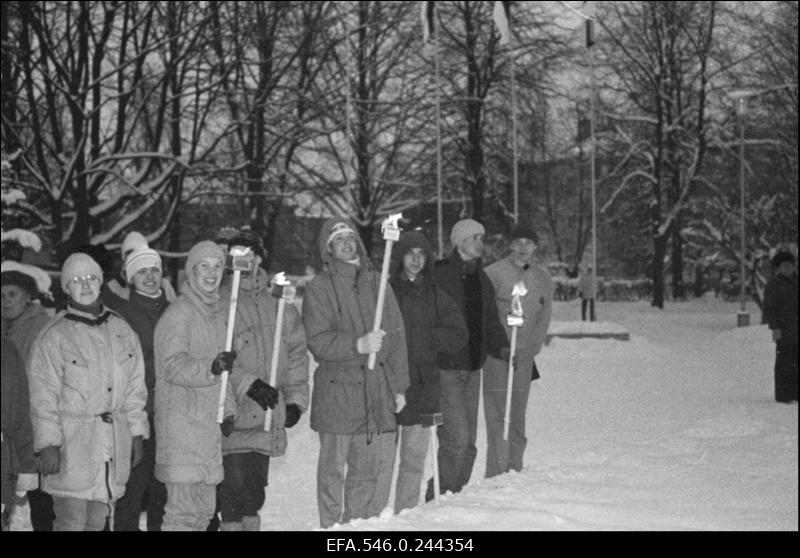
top-left (771, 251), bottom-right (795, 269)
top-left (1, 270), bottom-right (39, 299)
top-left (510, 224), bottom-right (538, 243)
top-left (229, 227), bottom-right (266, 260)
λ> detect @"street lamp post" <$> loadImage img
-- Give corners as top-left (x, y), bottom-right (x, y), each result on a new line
top-left (729, 90), bottom-right (754, 327)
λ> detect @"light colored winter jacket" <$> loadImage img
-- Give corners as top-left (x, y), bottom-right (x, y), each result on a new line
top-left (2, 302), bottom-right (52, 365)
top-left (484, 257), bottom-right (553, 358)
top-left (220, 267), bottom-right (309, 457)
top-left (302, 217), bottom-right (409, 436)
top-left (153, 281), bottom-right (236, 485)
top-left (27, 306), bottom-right (148, 502)
top-left (577, 273), bottom-right (595, 299)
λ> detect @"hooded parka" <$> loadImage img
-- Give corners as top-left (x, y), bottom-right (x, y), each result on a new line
top-left (302, 217), bottom-right (409, 436)
top-left (27, 306), bottom-right (148, 502)
top-left (2, 302), bottom-right (51, 364)
top-left (389, 232), bottom-right (468, 426)
top-left (220, 267), bottom-right (309, 456)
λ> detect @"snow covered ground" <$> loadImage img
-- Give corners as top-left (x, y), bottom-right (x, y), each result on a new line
top-left (10, 299), bottom-right (798, 531)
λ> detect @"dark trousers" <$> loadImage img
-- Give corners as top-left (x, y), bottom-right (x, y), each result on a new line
top-left (28, 487), bottom-right (55, 531)
top-left (218, 453), bottom-right (270, 522)
top-left (114, 422), bottom-right (166, 531)
top-left (436, 369), bottom-right (480, 495)
top-left (581, 298), bottom-right (595, 321)
top-left (775, 343), bottom-right (798, 403)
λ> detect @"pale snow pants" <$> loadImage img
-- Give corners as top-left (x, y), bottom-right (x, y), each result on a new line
top-left (394, 424), bottom-right (430, 514)
top-left (437, 369), bottom-right (480, 494)
top-left (482, 353), bottom-right (535, 478)
top-left (317, 431), bottom-right (395, 529)
top-left (52, 496), bottom-right (110, 531)
top-left (162, 482), bottom-right (216, 531)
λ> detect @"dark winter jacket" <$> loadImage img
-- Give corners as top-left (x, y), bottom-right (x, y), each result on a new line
top-left (762, 273), bottom-right (798, 344)
top-left (302, 217), bottom-right (409, 436)
top-left (433, 249), bottom-right (508, 371)
top-left (390, 232), bottom-right (468, 426)
top-left (113, 288), bottom-right (170, 415)
top-left (1, 337), bottom-right (37, 509)
top-left (2, 302), bottom-right (52, 364)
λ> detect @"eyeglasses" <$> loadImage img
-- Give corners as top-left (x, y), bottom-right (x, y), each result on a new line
top-left (69, 274), bottom-right (101, 285)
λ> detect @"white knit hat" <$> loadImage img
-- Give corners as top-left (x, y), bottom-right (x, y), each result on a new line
top-left (450, 219), bottom-right (485, 248)
top-left (326, 222), bottom-right (357, 247)
top-left (124, 247), bottom-right (162, 280)
top-left (122, 231), bottom-right (148, 258)
top-left (61, 253), bottom-right (103, 293)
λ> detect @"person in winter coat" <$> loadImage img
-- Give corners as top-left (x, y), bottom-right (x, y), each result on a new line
top-left (302, 217), bottom-right (409, 528)
top-left (431, 219), bottom-right (508, 498)
top-left (389, 231), bottom-right (468, 514)
top-left (112, 246), bottom-right (170, 531)
top-left (105, 232), bottom-right (177, 308)
top-left (577, 264), bottom-right (596, 321)
top-left (483, 224), bottom-right (553, 478)
top-left (1, 337), bottom-right (38, 531)
top-left (216, 229), bottom-right (309, 531)
top-left (27, 253), bottom-right (148, 531)
top-left (1, 267), bottom-right (56, 530)
top-left (762, 251), bottom-right (798, 403)
top-left (153, 241), bottom-right (237, 531)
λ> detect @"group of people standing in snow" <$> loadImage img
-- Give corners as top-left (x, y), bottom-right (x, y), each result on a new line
top-left (2, 216), bottom-right (555, 531)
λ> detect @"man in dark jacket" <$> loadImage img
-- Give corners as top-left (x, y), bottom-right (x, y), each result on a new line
top-left (762, 251), bottom-right (798, 403)
top-left (431, 219), bottom-right (508, 498)
top-left (113, 246), bottom-right (170, 530)
top-left (389, 231), bottom-right (468, 513)
top-left (302, 217), bottom-right (409, 528)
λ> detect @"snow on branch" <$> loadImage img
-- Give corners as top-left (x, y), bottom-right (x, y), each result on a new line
top-left (1, 229), bottom-right (42, 252)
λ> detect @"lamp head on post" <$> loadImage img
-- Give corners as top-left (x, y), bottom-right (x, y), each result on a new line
top-left (729, 89), bottom-right (756, 117)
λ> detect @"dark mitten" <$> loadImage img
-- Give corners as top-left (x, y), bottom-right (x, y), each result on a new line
top-left (211, 351), bottom-right (237, 376)
top-left (247, 378), bottom-right (279, 411)
top-left (284, 403), bottom-right (302, 428)
top-left (220, 415), bottom-right (236, 437)
top-left (531, 359), bottom-right (540, 382)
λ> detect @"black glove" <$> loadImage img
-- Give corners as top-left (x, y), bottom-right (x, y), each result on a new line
top-left (500, 346), bottom-right (511, 361)
top-left (220, 415), bottom-right (236, 437)
top-left (284, 403), bottom-right (302, 428)
top-left (211, 351), bottom-right (237, 376)
top-left (247, 378), bottom-right (279, 411)
top-left (531, 360), bottom-right (540, 382)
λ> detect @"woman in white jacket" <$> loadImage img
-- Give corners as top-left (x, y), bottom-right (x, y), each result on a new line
top-left (28, 253), bottom-right (148, 531)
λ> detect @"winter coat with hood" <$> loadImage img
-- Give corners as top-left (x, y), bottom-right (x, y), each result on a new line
top-left (27, 304), bottom-right (149, 502)
top-left (219, 266), bottom-right (309, 457)
top-left (389, 232), bottom-right (468, 426)
top-left (153, 256), bottom-right (236, 485)
top-left (302, 217), bottom-right (409, 436)
top-left (2, 302), bottom-right (52, 365)
top-left (484, 256), bottom-right (553, 359)
top-left (433, 249), bottom-right (508, 372)
top-left (1, 337), bottom-right (37, 509)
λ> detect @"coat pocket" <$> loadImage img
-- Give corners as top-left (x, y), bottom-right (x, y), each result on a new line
top-left (61, 350), bottom-right (90, 409)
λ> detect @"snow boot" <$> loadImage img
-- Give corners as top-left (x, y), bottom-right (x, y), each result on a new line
top-left (241, 515), bottom-right (260, 531)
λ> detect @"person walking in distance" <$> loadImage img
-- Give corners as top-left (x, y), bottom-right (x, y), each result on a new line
top-left (578, 264), bottom-right (596, 322)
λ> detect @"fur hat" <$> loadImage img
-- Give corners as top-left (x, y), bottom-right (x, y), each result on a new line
top-left (510, 224), bottom-right (538, 243)
top-left (125, 247), bottom-right (162, 281)
top-left (61, 253), bottom-right (103, 293)
top-left (771, 251), bottom-right (795, 269)
top-left (450, 219), bottom-right (485, 248)
top-left (1, 270), bottom-right (39, 299)
top-left (122, 232), bottom-right (148, 258)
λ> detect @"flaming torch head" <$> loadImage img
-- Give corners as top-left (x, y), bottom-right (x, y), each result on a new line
top-left (270, 271), bottom-right (294, 300)
top-left (507, 281), bottom-right (528, 326)
top-left (381, 213), bottom-right (403, 242)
